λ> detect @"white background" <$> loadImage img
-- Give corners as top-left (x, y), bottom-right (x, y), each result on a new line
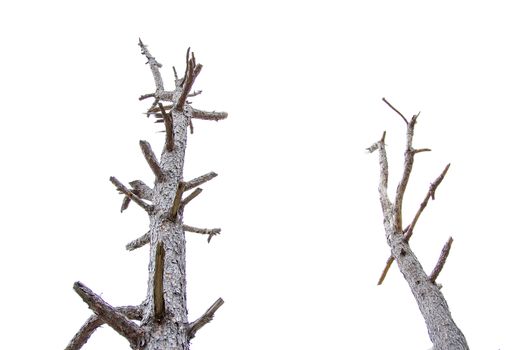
top-left (1, 1), bottom-right (523, 349)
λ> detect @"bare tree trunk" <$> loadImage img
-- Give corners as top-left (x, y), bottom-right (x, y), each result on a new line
top-left (367, 99), bottom-right (469, 350)
top-left (66, 41), bottom-right (226, 350)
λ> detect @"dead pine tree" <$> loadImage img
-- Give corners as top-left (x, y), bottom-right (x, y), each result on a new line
top-left (65, 40), bottom-right (227, 350)
top-left (367, 98), bottom-right (469, 350)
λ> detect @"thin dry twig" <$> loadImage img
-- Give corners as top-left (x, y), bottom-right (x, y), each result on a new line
top-left (382, 97), bottom-right (408, 125)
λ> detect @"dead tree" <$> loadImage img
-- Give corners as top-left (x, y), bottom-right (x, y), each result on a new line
top-left (367, 98), bottom-right (469, 350)
top-left (66, 40), bottom-right (227, 350)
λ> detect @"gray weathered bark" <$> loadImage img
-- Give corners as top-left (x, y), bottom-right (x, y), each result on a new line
top-left (367, 98), bottom-right (469, 350)
top-left (66, 40), bottom-right (226, 350)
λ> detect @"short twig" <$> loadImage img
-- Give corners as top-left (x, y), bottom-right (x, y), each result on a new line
top-left (429, 237), bottom-right (454, 283)
top-left (139, 140), bottom-right (164, 181)
top-left (191, 108), bottom-right (228, 121)
top-left (187, 298), bottom-right (224, 339)
top-left (184, 225), bottom-right (221, 243)
top-left (181, 188), bottom-right (203, 206)
top-left (185, 172), bottom-right (218, 191)
top-left (126, 231), bottom-right (151, 251)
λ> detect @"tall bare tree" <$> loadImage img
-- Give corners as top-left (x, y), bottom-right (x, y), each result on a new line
top-left (367, 98), bottom-right (469, 350)
top-left (65, 40), bottom-right (227, 350)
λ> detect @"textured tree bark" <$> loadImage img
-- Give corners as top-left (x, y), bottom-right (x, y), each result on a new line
top-left (368, 99), bottom-right (469, 350)
top-left (66, 41), bottom-right (226, 350)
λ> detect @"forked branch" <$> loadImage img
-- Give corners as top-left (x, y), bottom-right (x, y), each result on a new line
top-left (184, 225), bottom-right (221, 243)
top-left (175, 48), bottom-right (202, 111)
top-left (65, 305), bottom-right (142, 350)
top-left (73, 282), bottom-right (143, 347)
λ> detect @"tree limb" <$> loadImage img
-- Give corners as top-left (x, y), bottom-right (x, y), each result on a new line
top-left (185, 172), bottom-right (218, 191)
top-left (65, 305), bottom-right (142, 350)
top-left (429, 237), bottom-right (454, 283)
top-left (191, 108), bottom-right (228, 121)
top-left (126, 231), bottom-right (150, 251)
top-left (139, 140), bottom-right (164, 181)
top-left (110, 176), bottom-right (153, 213)
top-left (181, 188), bottom-right (203, 206)
top-left (184, 225), bottom-right (221, 243)
top-left (175, 49), bottom-right (202, 112)
top-left (73, 282), bottom-right (144, 347)
top-left (187, 298), bottom-right (224, 339)
top-left (158, 103), bottom-right (175, 152)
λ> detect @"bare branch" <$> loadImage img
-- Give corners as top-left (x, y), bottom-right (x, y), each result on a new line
top-left (393, 115), bottom-right (419, 232)
top-left (154, 242), bottom-right (166, 321)
top-left (170, 182), bottom-right (186, 221)
top-left (181, 188), bottom-right (203, 206)
top-left (126, 231), bottom-right (150, 251)
top-left (139, 38), bottom-right (164, 92)
top-left (110, 177), bottom-right (153, 213)
top-left (188, 90), bottom-right (202, 97)
top-left (405, 163), bottom-right (451, 240)
top-left (368, 132), bottom-right (392, 217)
top-left (183, 225), bottom-right (221, 243)
top-left (382, 97), bottom-right (408, 125)
top-left (65, 305), bottom-right (142, 350)
top-left (429, 237), bottom-right (454, 283)
top-left (185, 172), bottom-right (218, 191)
top-left (73, 282), bottom-right (143, 347)
top-left (175, 49), bottom-right (203, 111)
top-left (187, 298), bottom-right (224, 339)
top-left (159, 103), bottom-right (174, 152)
top-left (139, 93), bottom-right (155, 101)
top-left (139, 140), bottom-right (164, 181)
top-left (191, 108), bottom-right (228, 121)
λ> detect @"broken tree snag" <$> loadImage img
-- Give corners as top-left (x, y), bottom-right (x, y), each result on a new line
top-left (369, 100), bottom-right (469, 349)
top-left (170, 181), bottom-right (186, 221)
top-left (429, 237), bottom-right (454, 283)
top-left (65, 305), bottom-right (143, 350)
top-left (73, 282), bottom-right (143, 347)
top-left (183, 225), bottom-right (221, 243)
top-left (175, 48), bottom-right (202, 111)
top-left (181, 188), bottom-right (203, 206)
top-left (187, 298), bottom-right (224, 339)
top-left (185, 171), bottom-right (218, 191)
top-left (191, 108), bottom-right (228, 121)
top-left (129, 180), bottom-right (154, 201)
top-left (126, 231), bottom-right (151, 251)
top-left (377, 163), bottom-right (451, 285)
top-left (140, 140), bottom-right (165, 181)
top-left (110, 176), bottom-right (153, 213)
top-left (158, 103), bottom-right (174, 152)
top-left (154, 242), bottom-right (166, 322)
